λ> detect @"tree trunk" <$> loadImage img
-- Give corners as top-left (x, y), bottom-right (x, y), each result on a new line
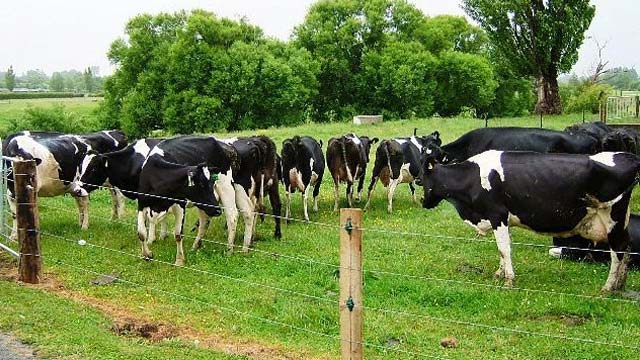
top-left (534, 74), bottom-right (562, 114)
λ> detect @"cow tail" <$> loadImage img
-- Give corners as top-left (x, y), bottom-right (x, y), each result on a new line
top-left (341, 138), bottom-right (353, 183)
top-left (384, 140), bottom-right (393, 179)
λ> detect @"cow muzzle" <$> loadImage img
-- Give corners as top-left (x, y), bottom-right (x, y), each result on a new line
top-left (70, 182), bottom-right (89, 197)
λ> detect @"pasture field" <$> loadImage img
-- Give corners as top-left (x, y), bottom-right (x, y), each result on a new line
top-left (2, 113), bottom-right (640, 359)
top-left (0, 97), bottom-right (102, 135)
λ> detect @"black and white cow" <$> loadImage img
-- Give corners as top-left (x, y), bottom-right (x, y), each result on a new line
top-left (326, 134), bottom-right (378, 210)
top-left (3, 133), bottom-right (93, 238)
top-left (137, 135), bottom-right (237, 265)
top-left (564, 121), bottom-right (613, 149)
top-left (281, 136), bottom-right (325, 221)
top-left (421, 150), bottom-right (639, 292)
top-left (440, 127), bottom-right (601, 163)
top-left (190, 136), bottom-right (282, 253)
top-left (364, 130), bottom-right (442, 213)
top-left (550, 214), bottom-right (640, 267)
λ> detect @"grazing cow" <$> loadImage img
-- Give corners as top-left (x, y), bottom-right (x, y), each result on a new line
top-left (281, 136), bottom-right (325, 221)
top-left (602, 128), bottom-right (640, 155)
top-left (364, 130), bottom-right (442, 213)
top-left (200, 136), bottom-right (282, 252)
top-left (326, 134), bottom-right (378, 210)
top-left (3, 133), bottom-right (93, 238)
top-left (421, 150), bottom-right (639, 292)
top-left (440, 127), bottom-right (600, 163)
top-left (550, 214), bottom-right (640, 267)
top-left (137, 135), bottom-right (236, 265)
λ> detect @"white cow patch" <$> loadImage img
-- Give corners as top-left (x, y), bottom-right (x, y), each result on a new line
top-left (347, 134), bottom-right (361, 146)
top-left (464, 219), bottom-right (493, 236)
top-left (148, 147), bottom-right (165, 158)
top-left (203, 167), bottom-right (211, 180)
top-left (220, 137), bottom-right (238, 145)
top-left (394, 139), bottom-right (407, 145)
top-left (310, 157), bottom-right (315, 172)
top-left (289, 168), bottom-right (305, 192)
top-left (102, 130), bottom-right (119, 147)
top-left (469, 150), bottom-right (505, 191)
top-left (410, 136), bottom-right (423, 151)
top-left (398, 162), bottom-right (413, 183)
top-left (14, 135), bottom-right (66, 196)
top-left (133, 140), bottom-right (151, 157)
top-left (590, 152), bottom-right (619, 167)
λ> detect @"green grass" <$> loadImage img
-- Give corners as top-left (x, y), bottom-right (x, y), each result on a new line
top-left (0, 97), bottom-right (102, 135)
top-left (3, 112), bottom-right (640, 359)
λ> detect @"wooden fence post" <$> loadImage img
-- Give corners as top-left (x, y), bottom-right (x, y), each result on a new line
top-left (15, 159), bottom-right (41, 284)
top-left (340, 208), bottom-right (363, 360)
top-left (635, 96), bottom-right (639, 118)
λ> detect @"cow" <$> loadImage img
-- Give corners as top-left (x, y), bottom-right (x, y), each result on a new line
top-left (281, 136), bottom-right (325, 221)
top-left (602, 128), bottom-right (640, 155)
top-left (421, 150), bottom-right (639, 292)
top-left (326, 134), bottom-right (378, 210)
top-left (440, 127), bottom-right (601, 163)
top-left (364, 130), bottom-right (442, 213)
top-left (4, 130), bottom-right (129, 219)
top-left (137, 135), bottom-right (237, 265)
top-left (564, 121), bottom-right (613, 148)
top-left (3, 133), bottom-right (93, 239)
top-left (191, 136), bottom-right (282, 253)
top-left (550, 214), bottom-right (640, 267)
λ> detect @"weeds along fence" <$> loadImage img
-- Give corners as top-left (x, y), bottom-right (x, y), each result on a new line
top-left (2, 157), bottom-right (640, 359)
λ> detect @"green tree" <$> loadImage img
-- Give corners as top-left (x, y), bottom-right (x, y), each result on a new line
top-left (23, 69), bottom-right (49, 89)
top-left (6, 66), bottom-right (16, 91)
top-left (462, 0), bottom-right (595, 114)
top-left (83, 67), bottom-right (94, 93)
top-left (414, 15), bottom-right (488, 55)
top-left (49, 72), bottom-right (65, 92)
top-left (434, 51), bottom-right (497, 117)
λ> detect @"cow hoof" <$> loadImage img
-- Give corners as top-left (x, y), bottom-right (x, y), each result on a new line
top-left (274, 231), bottom-right (282, 239)
top-left (191, 242), bottom-right (202, 251)
top-left (493, 270), bottom-right (504, 279)
top-left (504, 278), bottom-right (514, 287)
top-left (241, 247), bottom-right (250, 254)
top-left (143, 253), bottom-right (153, 261)
top-left (175, 259), bottom-right (185, 267)
top-left (548, 247), bottom-right (562, 259)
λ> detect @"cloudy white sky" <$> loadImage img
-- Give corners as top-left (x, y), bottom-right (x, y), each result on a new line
top-left (1, 0), bottom-right (637, 77)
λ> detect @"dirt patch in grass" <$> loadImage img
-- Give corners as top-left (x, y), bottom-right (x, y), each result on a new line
top-left (7, 268), bottom-right (329, 360)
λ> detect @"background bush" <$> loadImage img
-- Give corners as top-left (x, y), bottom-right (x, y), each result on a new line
top-left (7, 104), bottom-right (100, 135)
top-left (0, 92), bottom-right (84, 100)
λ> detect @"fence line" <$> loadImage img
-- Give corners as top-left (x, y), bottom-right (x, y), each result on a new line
top-left (47, 253), bottom-right (444, 359)
top-left (35, 202), bottom-right (639, 305)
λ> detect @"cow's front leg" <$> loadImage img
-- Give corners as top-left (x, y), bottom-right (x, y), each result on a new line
top-left (6, 192), bottom-right (17, 241)
top-left (234, 184), bottom-right (255, 253)
top-left (215, 178), bottom-right (238, 252)
top-left (364, 176), bottom-right (378, 211)
top-left (74, 196), bottom-right (89, 230)
top-left (173, 206), bottom-right (186, 266)
top-left (191, 209), bottom-right (209, 251)
top-left (269, 186), bottom-right (282, 239)
top-left (137, 208), bottom-right (153, 260)
top-left (409, 182), bottom-right (417, 203)
top-left (493, 223), bottom-right (514, 286)
top-left (110, 187), bottom-right (126, 219)
top-left (302, 185), bottom-right (310, 221)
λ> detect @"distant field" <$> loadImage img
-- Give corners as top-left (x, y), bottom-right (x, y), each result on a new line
top-left (0, 97), bottom-right (102, 135)
top-left (2, 113), bottom-right (639, 359)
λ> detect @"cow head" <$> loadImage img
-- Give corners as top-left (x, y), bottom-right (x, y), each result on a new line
top-left (218, 142), bottom-right (241, 173)
top-left (420, 149), bottom-right (445, 209)
top-left (70, 151), bottom-right (107, 197)
top-left (602, 130), bottom-right (638, 154)
top-left (185, 164), bottom-right (222, 217)
top-left (357, 136), bottom-right (379, 163)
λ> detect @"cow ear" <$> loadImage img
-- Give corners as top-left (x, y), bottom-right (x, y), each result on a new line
top-left (413, 128), bottom-right (418, 136)
top-left (372, 137), bottom-right (379, 144)
top-left (33, 158), bottom-right (42, 166)
top-left (431, 131), bottom-right (440, 139)
top-left (319, 139), bottom-right (323, 148)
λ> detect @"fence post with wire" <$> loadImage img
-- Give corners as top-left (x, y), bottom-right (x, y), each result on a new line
top-left (339, 208), bottom-right (363, 360)
top-left (11, 158), bottom-right (41, 283)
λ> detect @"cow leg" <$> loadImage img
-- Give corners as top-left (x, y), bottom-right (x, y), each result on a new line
top-left (137, 208), bottom-right (153, 260)
top-left (602, 226), bottom-right (631, 292)
top-left (333, 178), bottom-right (340, 212)
top-left (234, 184), bottom-right (254, 253)
top-left (216, 177), bottom-right (238, 252)
top-left (346, 183), bottom-right (354, 207)
top-left (110, 187), bottom-right (126, 220)
top-left (312, 173), bottom-right (322, 213)
top-left (303, 185), bottom-right (310, 221)
top-left (173, 206), bottom-right (186, 266)
top-left (409, 182), bottom-right (417, 203)
top-left (191, 209), bottom-right (209, 251)
top-left (356, 174), bottom-right (365, 202)
top-left (285, 186), bottom-right (292, 224)
top-left (387, 178), bottom-right (399, 214)
top-left (269, 185), bottom-right (282, 239)
top-left (364, 176), bottom-right (378, 211)
top-left (493, 223), bottom-right (514, 286)
top-left (74, 196), bottom-right (89, 230)
top-left (159, 218), bottom-right (168, 241)
top-left (6, 192), bottom-right (17, 241)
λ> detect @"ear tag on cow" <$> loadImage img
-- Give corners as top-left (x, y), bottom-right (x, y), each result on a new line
top-left (211, 173), bottom-right (219, 182)
top-left (428, 163), bottom-right (434, 170)
top-left (187, 173), bottom-right (194, 187)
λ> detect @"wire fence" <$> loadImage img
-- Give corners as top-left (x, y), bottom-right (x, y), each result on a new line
top-left (2, 160), bottom-right (640, 358)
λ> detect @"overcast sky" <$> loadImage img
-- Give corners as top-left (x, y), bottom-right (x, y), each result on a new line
top-left (1, 0), bottom-right (637, 77)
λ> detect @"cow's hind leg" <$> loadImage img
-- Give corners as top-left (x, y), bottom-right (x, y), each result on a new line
top-left (74, 196), bottom-right (89, 230)
top-left (356, 174), bottom-right (365, 202)
top-left (346, 183), bottom-right (354, 207)
top-left (110, 187), bottom-right (126, 220)
top-left (409, 182), bottom-right (417, 203)
top-left (387, 178), bottom-right (400, 214)
top-left (191, 208), bottom-right (209, 251)
top-left (303, 185), bottom-right (310, 221)
top-left (137, 208), bottom-right (153, 260)
top-left (602, 225), bottom-right (631, 292)
top-left (493, 222), bottom-right (514, 286)
top-left (173, 206), bottom-right (186, 266)
top-left (269, 185), bottom-right (282, 239)
top-left (235, 185), bottom-right (255, 253)
top-left (333, 177), bottom-right (340, 212)
top-left (364, 176), bottom-right (378, 211)
top-left (285, 186), bottom-right (292, 224)
top-left (312, 173), bottom-right (322, 213)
